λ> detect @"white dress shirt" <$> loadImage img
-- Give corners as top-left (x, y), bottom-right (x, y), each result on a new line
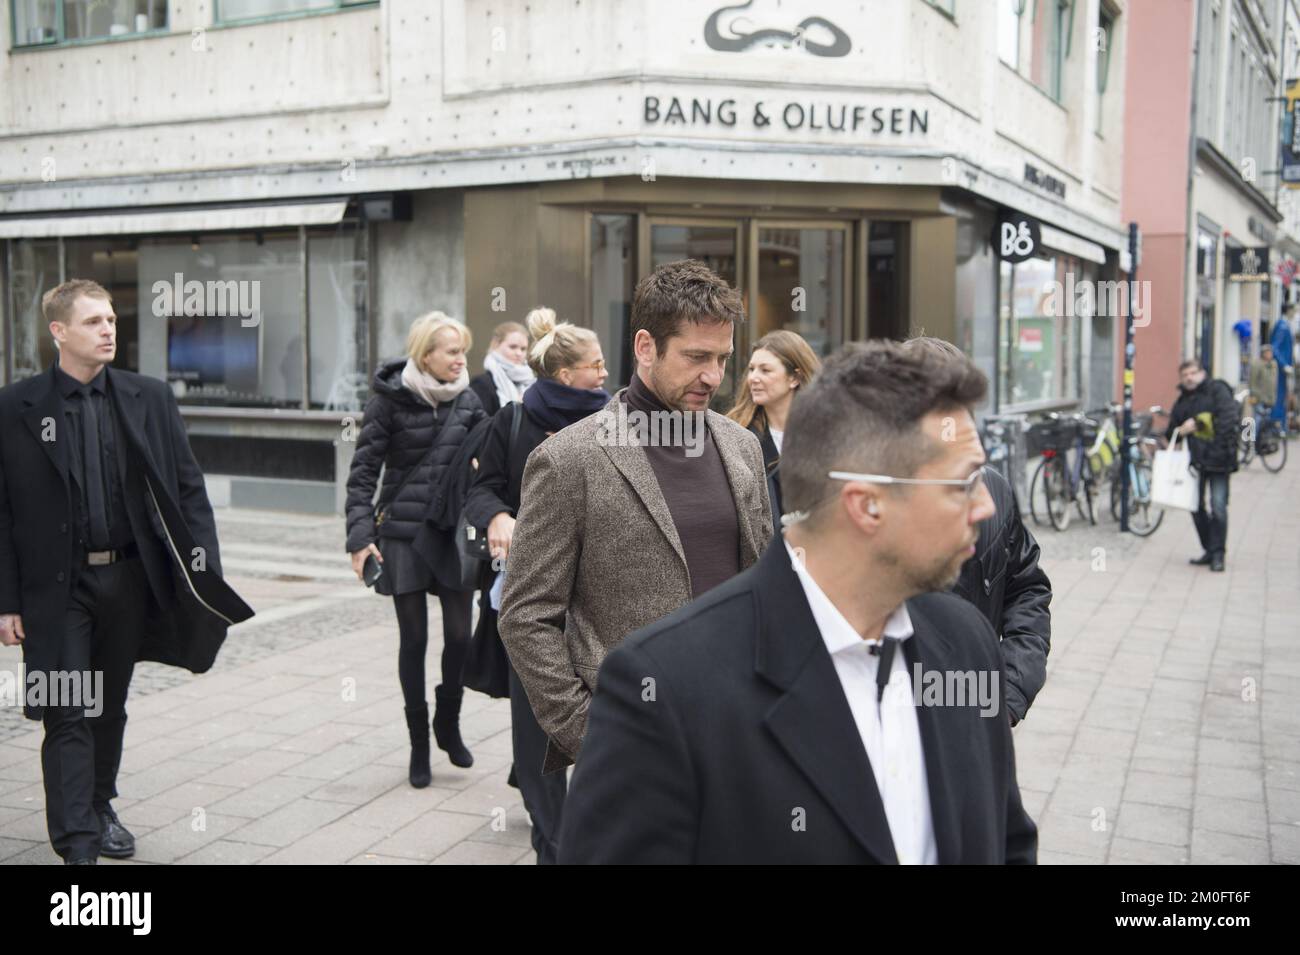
top-left (785, 542), bottom-right (938, 865)
top-left (769, 427), bottom-right (784, 454)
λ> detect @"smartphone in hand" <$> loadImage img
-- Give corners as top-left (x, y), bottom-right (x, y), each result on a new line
top-left (362, 553), bottom-right (383, 588)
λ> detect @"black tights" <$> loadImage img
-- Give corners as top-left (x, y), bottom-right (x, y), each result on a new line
top-left (392, 589), bottom-right (474, 709)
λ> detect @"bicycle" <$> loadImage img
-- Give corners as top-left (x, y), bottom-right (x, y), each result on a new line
top-left (1239, 402), bottom-right (1288, 472)
top-left (1028, 413), bottom-right (1103, 531)
top-left (1107, 405), bottom-right (1167, 537)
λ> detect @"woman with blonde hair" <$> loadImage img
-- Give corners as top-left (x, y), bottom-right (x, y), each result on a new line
top-left (345, 311), bottom-right (487, 788)
top-left (727, 329), bottom-right (821, 534)
top-left (463, 307), bottom-right (609, 863)
top-left (470, 318), bottom-right (536, 415)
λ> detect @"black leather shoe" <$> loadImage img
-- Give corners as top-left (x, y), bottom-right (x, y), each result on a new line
top-left (1210, 556), bottom-right (1225, 572)
top-left (1189, 553), bottom-right (1212, 566)
top-left (97, 807), bottom-right (135, 859)
top-left (64, 857), bottom-right (97, 865)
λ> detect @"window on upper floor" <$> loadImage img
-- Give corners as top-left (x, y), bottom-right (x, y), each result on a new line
top-left (1095, 5), bottom-right (1116, 133)
top-left (999, 0), bottom-right (1026, 68)
top-left (1196, 0), bottom-right (1221, 143)
top-left (11, 0), bottom-right (167, 47)
top-left (215, 0), bottom-right (375, 25)
top-left (1031, 0), bottom-right (1074, 103)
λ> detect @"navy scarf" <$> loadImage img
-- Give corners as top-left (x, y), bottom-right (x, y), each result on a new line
top-left (522, 376), bottom-right (610, 433)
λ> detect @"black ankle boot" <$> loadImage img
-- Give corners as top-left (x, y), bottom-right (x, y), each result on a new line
top-left (433, 684), bottom-right (474, 768)
top-left (404, 704), bottom-right (432, 788)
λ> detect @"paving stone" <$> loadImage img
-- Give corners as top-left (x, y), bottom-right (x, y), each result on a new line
top-left (1113, 801), bottom-right (1190, 847)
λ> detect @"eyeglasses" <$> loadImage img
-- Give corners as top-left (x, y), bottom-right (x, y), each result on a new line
top-left (570, 360), bottom-right (606, 372)
top-left (827, 467), bottom-right (987, 498)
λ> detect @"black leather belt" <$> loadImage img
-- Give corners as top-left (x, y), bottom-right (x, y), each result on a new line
top-left (84, 542), bottom-right (139, 566)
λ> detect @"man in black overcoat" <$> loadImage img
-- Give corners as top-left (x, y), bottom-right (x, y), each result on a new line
top-left (559, 340), bottom-right (1037, 864)
top-left (0, 280), bottom-right (252, 864)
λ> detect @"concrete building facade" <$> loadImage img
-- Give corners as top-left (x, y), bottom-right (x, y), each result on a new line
top-left (1, 0), bottom-right (1130, 512)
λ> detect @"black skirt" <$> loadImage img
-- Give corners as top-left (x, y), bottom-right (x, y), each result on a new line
top-left (374, 537), bottom-right (438, 597)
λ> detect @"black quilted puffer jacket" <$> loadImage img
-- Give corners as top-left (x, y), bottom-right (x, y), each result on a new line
top-left (345, 359), bottom-right (487, 553)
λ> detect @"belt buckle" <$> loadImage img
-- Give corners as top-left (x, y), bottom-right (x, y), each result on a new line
top-left (86, 550), bottom-right (113, 566)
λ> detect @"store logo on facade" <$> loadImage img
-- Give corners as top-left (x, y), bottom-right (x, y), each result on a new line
top-left (150, 274), bottom-right (262, 326)
top-left (996, 212), bottom-right (1040, 264)
top-left (643, 95), bottom-right (927, 136)
top-left (703, 1), bottom-right (851, 57)
top-left (1227, 246), bottom-right (1270, 283)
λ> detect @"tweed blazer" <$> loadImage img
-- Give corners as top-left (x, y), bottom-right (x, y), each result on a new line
top-left (499, 389), bottom-right (773, 772)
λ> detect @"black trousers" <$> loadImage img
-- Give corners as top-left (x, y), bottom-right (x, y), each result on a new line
top-left (509, 660), bottom-right (567, 865)
top-left (40, 556), bottom-right (149, 860)
top-left (1191, 471), bottom-right (1230, 559)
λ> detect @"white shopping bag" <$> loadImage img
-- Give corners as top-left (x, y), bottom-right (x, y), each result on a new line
top-left (1151, 435), bottom-right (1199, 511)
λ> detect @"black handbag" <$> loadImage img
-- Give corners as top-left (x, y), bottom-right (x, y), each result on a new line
top-left (462, 592), bottom-right (511, 699)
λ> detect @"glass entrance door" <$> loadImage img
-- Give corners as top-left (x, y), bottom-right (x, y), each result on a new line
top-left (752, 222), bottom-right (850, 360)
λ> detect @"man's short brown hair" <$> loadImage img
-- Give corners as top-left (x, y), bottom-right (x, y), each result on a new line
top-left (782, 339), bottom-right (988, 525)
top-left (42, 279), bottom-right (112, 326)
top-left (1178, 357), bottom-right (1204, 373)
top-left (630, 259), bottom-right (745, 356)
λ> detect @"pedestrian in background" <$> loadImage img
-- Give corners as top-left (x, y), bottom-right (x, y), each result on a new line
top-left (1269, 313), bottom-right (1294, 432)
top-left (1249, 343), bottom-right (1278, 431)
top-left (500, 259), bottom-right (772, 774)
top-left (726, 329), bottom-right (820, 534)
top-left (1168, 358), bottom-right (1239, 573)
top-left (345, 313), bottom-right (487, 788)
top-left (470, 319), bottom-right (535, 416)
top-left (464, 308), bottom-right (609, 864)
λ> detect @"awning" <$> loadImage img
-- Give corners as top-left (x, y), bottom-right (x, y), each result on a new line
top-left (1039, 223), bottom-right (1108, 265)
top-left (0, 200), bottom-right (349, 239)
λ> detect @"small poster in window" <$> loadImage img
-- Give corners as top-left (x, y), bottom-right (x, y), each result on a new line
top-left (1018, 327), bottom-right (1044, 353)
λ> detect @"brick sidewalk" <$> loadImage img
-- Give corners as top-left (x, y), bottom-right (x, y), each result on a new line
top-left (1, 465), bottom-right (1296, 864)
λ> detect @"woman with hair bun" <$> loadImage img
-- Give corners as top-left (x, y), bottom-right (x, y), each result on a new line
top-left (470, 319), bottom-right (536, 416)
top-left (727, 330), bottom-right (821, 535)
top-left (464, 306), bottom-right (609, 863)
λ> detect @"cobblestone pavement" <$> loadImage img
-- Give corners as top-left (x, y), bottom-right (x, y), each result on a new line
top-left (1, 464), bottom-right (1296, 864)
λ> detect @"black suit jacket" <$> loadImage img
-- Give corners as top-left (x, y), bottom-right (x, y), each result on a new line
top-left (558, 540), bottom-right (1038, 864)
top-left (748, 423), bottom-right (783, 537)
top-left (0, 363), bottom-right (253, 717)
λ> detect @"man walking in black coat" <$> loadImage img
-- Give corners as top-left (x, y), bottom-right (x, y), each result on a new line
top-left (0, 280), bottom-right (251, 864)
top-left (559, 340), bottom-right (1037, 864)
top-left (1167, 358), bottom-right (1240, 572)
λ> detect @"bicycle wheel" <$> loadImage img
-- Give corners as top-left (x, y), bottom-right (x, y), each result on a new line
top-left (1117, 460), bottom-right (1165, 537)
top-left (1077, 471), bottom-right (1097, 525)
top-left (1045, 457), bottom-right (1072, 531)
top-left (1260, 431), bottom-right (1287, 473)
top-left (1029, 457), bottom-right (1050, 527)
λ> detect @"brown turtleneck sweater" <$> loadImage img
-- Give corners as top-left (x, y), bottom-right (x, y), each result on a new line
top-left (623, 374), bottom-right (740, 597)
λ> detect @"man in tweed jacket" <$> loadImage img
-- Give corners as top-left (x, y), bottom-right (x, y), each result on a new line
top-left (500, 261), bottom-right (773, 773)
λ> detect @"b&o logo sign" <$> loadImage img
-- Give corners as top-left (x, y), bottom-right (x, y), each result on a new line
top-left (997, 212), bottom-right (1040, 263)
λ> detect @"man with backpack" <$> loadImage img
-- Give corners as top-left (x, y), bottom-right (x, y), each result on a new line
top-left (1167, 358), bottom-right (1240, 573)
